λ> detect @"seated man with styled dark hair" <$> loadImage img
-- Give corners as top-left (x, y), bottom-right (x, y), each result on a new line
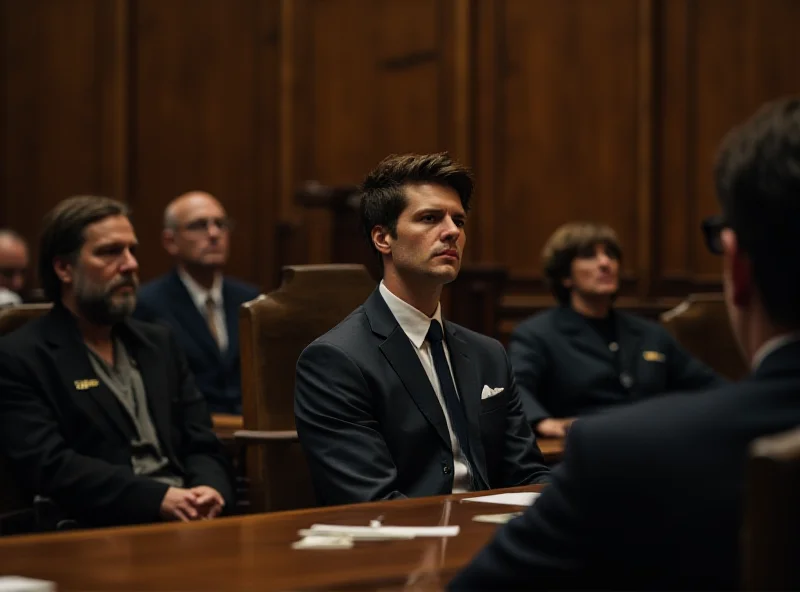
top-left (509, 221), bottom-right (724, 437)
top-left (295, 152), bottom-right (549, 506)
top-left (0, 196), bottom-right (233, 528)
top-left (451, 97), bottom-right (800, 590)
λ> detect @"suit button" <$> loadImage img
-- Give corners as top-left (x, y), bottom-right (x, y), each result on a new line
top-left (442, 465), bottom-right (451, 475)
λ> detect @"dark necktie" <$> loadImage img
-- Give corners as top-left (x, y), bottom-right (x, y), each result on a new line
top-left (204, 295), bottom-right (220, 349)
top-left (426, 319), bottom-right (471, 461)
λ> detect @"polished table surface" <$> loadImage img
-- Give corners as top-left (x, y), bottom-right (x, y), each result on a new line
top-left (0, 485), bottom-right (544, 591)
top-left (537, 436), bottom-right (565, 464)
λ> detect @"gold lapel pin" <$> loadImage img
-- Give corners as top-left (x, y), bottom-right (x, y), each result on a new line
top-left (642, 351), bottom-right (666, 362)
top-left (74, 379), bottom-right (100, 390)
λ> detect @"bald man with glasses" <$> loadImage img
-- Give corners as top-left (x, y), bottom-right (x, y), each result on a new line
top-left (134, 191), bottom-right (260, 414)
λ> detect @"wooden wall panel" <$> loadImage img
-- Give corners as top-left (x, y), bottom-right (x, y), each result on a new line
top-left (656, 0), bottom-right (800, 295)
top-left (132, 0), bottom-right (280, 289)
top-left (283, 0), bottom-right (465, 264)
top-left (1, 0), bottom-right (125, 267)
top-left (2, 0), bottom-right (799, 308)
top-left (475, 0), bottom-right (647, 289)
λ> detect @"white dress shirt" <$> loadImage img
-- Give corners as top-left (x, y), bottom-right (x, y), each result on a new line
top-left (378, 281), bottom-right (472, 493)
top-left (751, 332), bottom-right (800, 371)
top-left (177, 268), bottom-right (228, 353)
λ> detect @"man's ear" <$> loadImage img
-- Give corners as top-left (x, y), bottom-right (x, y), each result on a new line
top-left (162, 228), bottom-right (179, 256)
top-left (371, 226), bottom-right (393, 257)
top-left (561, 277), bottom-right (573, 290)
top-left (53, 257), bottom-right (74, 287)
top-left (722, 229), bottom-right (751, 308)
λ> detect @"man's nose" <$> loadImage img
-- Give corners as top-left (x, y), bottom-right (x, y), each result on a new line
top-left (441, 217), bottom-right (460, 239)
top-left (120, 249), bottom-right (139, 272)
top-left (207, 221), bottom-right (223, 239)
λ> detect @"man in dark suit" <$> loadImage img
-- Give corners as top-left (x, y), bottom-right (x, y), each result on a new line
top-left (295, 153), bottom-right (549, 506)
top-left (450, 98), bottom-right (800, 590)
top-left (134, 191), bottom-right (259, 414)
top-left (0, 196), bottom-right (233, 528)
top-left (509, 224), bottom-right (723, 437)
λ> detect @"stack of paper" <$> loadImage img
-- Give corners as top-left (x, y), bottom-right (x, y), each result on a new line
top-left (462, 491), bottom-right (540, 506)
top-left (292, 523), bottom-right (460, 550)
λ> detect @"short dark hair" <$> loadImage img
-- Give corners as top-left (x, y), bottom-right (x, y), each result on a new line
top-left (359, 152), bottom-right (474, 266)
top-left (714, 97), bottom-right (800, 328)
top-left (542, 222), bottom-right (622, 305)
top-left (38, 196), bottom-right (130, 302)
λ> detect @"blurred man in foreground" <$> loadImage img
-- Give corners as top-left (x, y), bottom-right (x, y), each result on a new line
top-left (451, 98), bottom-right (800, 590)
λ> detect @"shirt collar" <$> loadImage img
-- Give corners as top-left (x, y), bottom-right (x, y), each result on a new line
top-left (378, 281), bottom-right (443, 349)
top-left (751, 332), bottom-right (800, 371)
top-left (177, 267), bottom-right (223, 308)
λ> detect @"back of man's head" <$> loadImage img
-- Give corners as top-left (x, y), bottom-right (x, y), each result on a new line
top-left (715, 97), bottom-right (800, 329)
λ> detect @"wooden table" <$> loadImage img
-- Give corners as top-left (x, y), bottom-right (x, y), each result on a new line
top-left (0, 485), bottom-right (544, 591)
top-left (538, 436), bottom-right (565, 464)
top-left (211, 413), bottom-right (243, 440)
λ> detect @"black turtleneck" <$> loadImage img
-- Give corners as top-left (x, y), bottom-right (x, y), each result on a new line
top-left (582, 310), bottom-right (618, 348)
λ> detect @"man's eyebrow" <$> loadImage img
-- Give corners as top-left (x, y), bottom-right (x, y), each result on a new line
top-left (93, 239), bottom-right (139, 250)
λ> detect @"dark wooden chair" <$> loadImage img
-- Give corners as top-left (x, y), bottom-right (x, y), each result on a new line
top-left (237, 264), bottom-right (375, 512)
top-left (660, 293), bottom-right (747, 380)
top-left (0, 303), bottom-right (52, 535)
top-left (742, 426), bottom-right (800, 590)
top-left (0, 303), bottom-right (52, 335)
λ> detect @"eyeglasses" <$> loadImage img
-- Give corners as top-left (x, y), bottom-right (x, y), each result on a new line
top-left (701, 215), bottom-right (728, 255)
top-left (177, 217), bottom-right (234, 233)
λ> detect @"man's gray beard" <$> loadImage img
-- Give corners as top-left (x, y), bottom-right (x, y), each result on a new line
top-left (77, 290), bottom-right (136, 326)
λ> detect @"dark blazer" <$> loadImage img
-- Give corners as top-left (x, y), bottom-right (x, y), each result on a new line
top-left (450, 339), bottom-right (800, 590)
top-left (0, 304), bottom-right (234, 527)
top-left (134, 269), bottom-right (260, 414)
top-left (508, 306), bottom-right (725, 425)
top-left (294, 288), bottom-right (550, 506)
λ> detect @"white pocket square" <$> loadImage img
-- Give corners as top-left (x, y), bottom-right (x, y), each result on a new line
top-left (481, 385), bottom-right (505, 400)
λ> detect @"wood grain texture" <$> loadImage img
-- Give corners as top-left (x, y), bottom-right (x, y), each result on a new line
top-left (0, 485), bottom-right (545, 591)
top-left (1, 0), bottom-right (799, 308)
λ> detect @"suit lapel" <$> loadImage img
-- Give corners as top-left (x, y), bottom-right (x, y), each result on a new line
top-left (165, 271), bottom-right (222, 361)
top-left (119, 322), bottom-right (175, 460)
top-left (380, 327), bottom-right (453, 451)
top-left (444, 322), bottom-right (490, 490)
top-left (365, 290), bottom-right (452, 451)
top-left (46, 308), bottom-right (133, 441)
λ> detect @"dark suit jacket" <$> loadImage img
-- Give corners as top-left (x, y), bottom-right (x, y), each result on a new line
top-left (0, 304), bottom-right (234, 527)
top-left (134, 269), bottom-right (260, 414)
top-left (294, 288), bottom-right (550, 506)
top-left (450, 339), bottom-right (800, 590)
top-left (508, 306), bottom-right (725, 425)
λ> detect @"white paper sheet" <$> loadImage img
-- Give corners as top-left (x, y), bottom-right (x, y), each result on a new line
top-left (303, 523), bottom-right (460, 539)
top-left (291, 534), bottom-right (354, 549)
top-left (462, 491), bottom-right (540, 506)
top-left (0, 577), bottom-right (56, 592)
top-left (472, 512), bottom-right (522, 524)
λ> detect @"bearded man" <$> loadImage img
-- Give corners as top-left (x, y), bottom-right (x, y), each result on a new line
top-left (0, 196), bottom-right (233, 528)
